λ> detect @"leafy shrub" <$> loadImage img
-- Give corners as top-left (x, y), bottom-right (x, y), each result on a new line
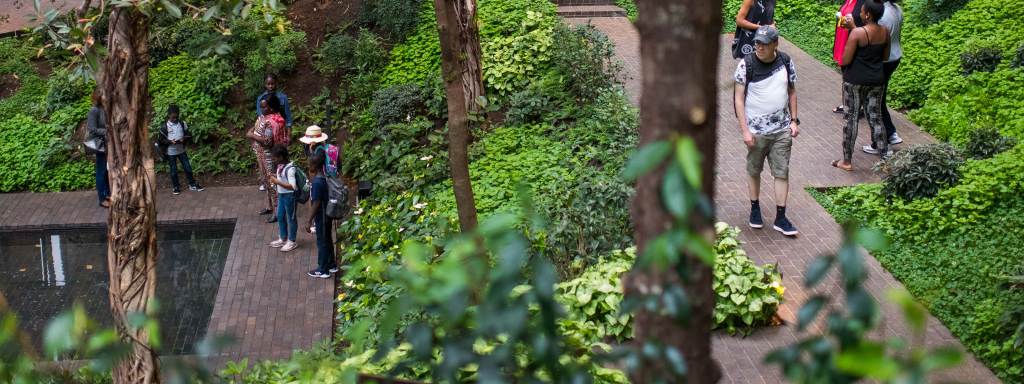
top-left (315, 29), bottom-right (388, 77)
top-left (149, 54), bottom-right (235, 144)
top-left (877, 143), bottom-right (964, 201)
top-left (504, 72), bottom-right (571, 126)
top-left (44, 69), bottom-right (94, 114)
top-left (342, 115), bottom-right (448, 195)
top-left (912, 0), bottom-right (970, 24)
top-left (381, 0), bottom-right (558, 87)
top-left (546, 167), bottom-right (633, 277)
top-left (242, 30), bottom-right (307, 97)
top-left (369, 83), bottom-right (424, 127)
top-left (148, 18), bottom-right (220, 65)
top-left (549, 23), bottom-right (621, 106)
top-left (359, 0), bottom-right (424, 42)
top-left (615, 0), bottom-right (638, 20)
top-left (480, 9), bottom-right (557, 98)
top-left (964, 126), bottom-right (1018, 159)
top-left (0, 39), bottom-right (47, 120)
top-left (712, 223), bottom-right (784, 335)
top-left (1014, 42), bottom-right (1024, 68)
top-left (430, 125), bottom-right (579, 219)
top-left (0, 114), bottom-right (93, 192)
top-left (813, 183), bottom-right (1024, 382)
top-left (561, 88), bottom-right (639, 172)
top-left (909, 66), bottom-right (1024, 143)
top-left (961, 40), bottom-right (1004, 75)
top-left (556, 248), bottom-right (634, 343)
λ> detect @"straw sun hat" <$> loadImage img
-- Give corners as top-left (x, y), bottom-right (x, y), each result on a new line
top-left (299, 125), bottom-right (329, 144)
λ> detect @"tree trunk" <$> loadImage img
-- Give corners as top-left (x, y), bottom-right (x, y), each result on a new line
top-left (101, 7), bottom-right (161, 384)
top-left (626, 0), bottom-right (722, 383)
top-left (434, 0), bottom-right (483, 232)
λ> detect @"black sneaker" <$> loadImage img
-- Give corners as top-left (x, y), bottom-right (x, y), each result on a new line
top-left (189, 184), bottom-right (205, 192)
top-left (172, 187), bottom-right (181, 195)
top-left (749, 203), bottom-right (764, 229)
top-left (773, 216), bottom-right (799, 236)
top-left (307, 269), bottom-right (330, 279)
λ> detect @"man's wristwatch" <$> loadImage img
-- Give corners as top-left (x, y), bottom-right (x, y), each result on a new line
top-left (793, 118), bottom-right (801, 125)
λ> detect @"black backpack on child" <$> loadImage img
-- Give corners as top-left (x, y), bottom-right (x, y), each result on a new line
top-left (324, 176), bottom-right (349, 220)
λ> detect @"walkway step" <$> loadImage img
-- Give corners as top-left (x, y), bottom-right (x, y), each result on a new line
top-left (552, 0), bottom-right (616, 6)
top-left (557, 5), bottom-right (627, 18)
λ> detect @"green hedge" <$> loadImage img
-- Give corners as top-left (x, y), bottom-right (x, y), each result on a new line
top-left (381, 0), bottom-right (558, 97)
top-left (812, 145), bottom-right (1024, 382)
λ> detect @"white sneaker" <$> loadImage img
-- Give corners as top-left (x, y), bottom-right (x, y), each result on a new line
top-left (281, 241), bottom-right (298, 252)
top-left (269, 239), bottom-right (285, 248)
top-left (862, 145), bottom-right (880, 155)
top-left (259, 184), bottom-right (266, 191)
top-left (889, 133), bottom-right (903, 145)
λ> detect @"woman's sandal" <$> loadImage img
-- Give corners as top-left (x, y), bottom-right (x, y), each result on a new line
top-left (99, 200), bottom-right (111, 208)
top-left (831, 160), bottom-right (854, 172)
top-left (832, 105), bottom-right (846, 114)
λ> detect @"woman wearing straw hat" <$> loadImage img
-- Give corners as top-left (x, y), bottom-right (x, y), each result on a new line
top-left (300, 125), bottom-right (338, 178)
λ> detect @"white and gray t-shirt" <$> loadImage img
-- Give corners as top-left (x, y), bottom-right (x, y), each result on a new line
top-left (879, 2), bottom-right (903, 63)
top-left (276, 162), bottom-right (297, 194)
top-left (166, 121), bottom-right (186, 156)
top-left (734, 54), bottom-right (797, 135)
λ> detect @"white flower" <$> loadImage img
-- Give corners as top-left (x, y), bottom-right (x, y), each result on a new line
top-left (419, 155), bottom-right (434, 161)
top-left (354, 208), bottom-right (364, 215)
top-left (398, 227), bottom-right (406, 233)
top-left (413, 202), bottom-right (428, 210)
top-left (344, 280), bottom-right (355, 287)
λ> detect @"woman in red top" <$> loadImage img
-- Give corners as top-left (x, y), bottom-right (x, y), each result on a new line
top-left (833, 0), bottom-right (861, 113)
top-left (247, 95), bottom-right (288, 222)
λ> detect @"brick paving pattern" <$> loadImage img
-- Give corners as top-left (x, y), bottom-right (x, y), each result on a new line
top-left (566, 10), bottom-right (1001, 383)
top-left (0, 186), bottom-right (334, 363)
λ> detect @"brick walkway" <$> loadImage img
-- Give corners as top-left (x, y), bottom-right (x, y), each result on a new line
top-left (0, 186), bottom-right (333, 364)
top-left (567, 13), bottom-right (1001, 383)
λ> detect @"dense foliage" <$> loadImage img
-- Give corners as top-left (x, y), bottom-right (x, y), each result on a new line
top-left (713, 223), bottom-right (784, 335)
top-left (875, 143), bottom-right (963, 201)
top-left (964, 126), bottom-right (1017, 159)
top-left (812, 145), bottom-right (1024, 382)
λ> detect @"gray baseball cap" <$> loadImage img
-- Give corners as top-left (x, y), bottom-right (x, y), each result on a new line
top-left (753, 25), bottom-right (779, 44)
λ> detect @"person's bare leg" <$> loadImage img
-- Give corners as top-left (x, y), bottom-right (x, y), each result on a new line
top-left (774, 177), bottom-right (788, 207)
top-left (749, 174), bottom-right (761, 201)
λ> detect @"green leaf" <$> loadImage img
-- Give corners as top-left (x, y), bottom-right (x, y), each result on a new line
top-left (922, 347), bottom-right (963, 372)
top-left (203, 4), bottom-right (220, 21)
top-left (835, 342), bottom-right (899, 380)
top-left (661, 162), bottom-right (689, 218)
top-left (887, 289), bottom-right (925, 332)
top-left (797, 296), bottom-right (827, 331)
top-left (159, 0), bottom-right (182, 18)
top-left (804, 255), bottom-right (834, 288)
top-left (44, 312), bottom-right (75, 357)
top-left (675, 138), bottom-right (702, 188)
top-left (622, 140), bottom-right (671, 182)
top-left (854, 228), bottom-right (888, 251)
top-left (665, 346), bottom-right (687, 375)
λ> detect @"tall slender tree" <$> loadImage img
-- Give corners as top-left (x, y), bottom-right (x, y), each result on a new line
top-left (33, 1), bottom-right (268, 381)
top-left (626, 0), bottom-right (723, 382)
top-left (434, 0), bottom-right (483, 232)
top-left (99, 6), bottom-right (161, 383)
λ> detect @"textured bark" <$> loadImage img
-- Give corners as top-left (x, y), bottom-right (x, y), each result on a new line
top-left (434, 0), bottom-right (483, 232)
top-left (100, 7), bottom-right (160, 384)
top-left (626, 0), bottom-right (722, 383)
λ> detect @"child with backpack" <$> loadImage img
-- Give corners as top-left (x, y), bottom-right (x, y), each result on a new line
top-left (305, 152), bottom-right (338, 278)
top-left (157, 104), bottom-right (204, 195)
top-left (268, 144), bottom-right (303, 252)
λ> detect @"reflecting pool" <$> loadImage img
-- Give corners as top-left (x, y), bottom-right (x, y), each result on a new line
top-left (0, 223), bottom-right (234, 356)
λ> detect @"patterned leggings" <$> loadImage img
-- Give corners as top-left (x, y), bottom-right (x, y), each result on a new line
top-left (253, 143), bottom-right (277, 210)
top-left (842, 82), bottom-right (888, 163)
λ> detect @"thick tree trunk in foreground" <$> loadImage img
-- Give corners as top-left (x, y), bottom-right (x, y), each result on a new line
top-left (434, 0), bottom-right (483, 232)
top-left (101, 7), bottom-right (160, 384)
top-left (626, 0), bottom-right (722, 383)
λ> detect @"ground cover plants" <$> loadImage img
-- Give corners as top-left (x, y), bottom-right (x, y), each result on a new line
top-left (811, 144), bottom-right (1024, 382)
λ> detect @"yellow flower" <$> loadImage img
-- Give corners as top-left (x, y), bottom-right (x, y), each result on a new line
top-left (770, 281), bottom-right (785, 296)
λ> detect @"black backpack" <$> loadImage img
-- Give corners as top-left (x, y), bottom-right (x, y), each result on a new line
top-left (285, 163), bottom-right (310, 204)
top-left (734, 52), bottom-right (794, 117)
top-left (325, 176), bottom-right (349, 220)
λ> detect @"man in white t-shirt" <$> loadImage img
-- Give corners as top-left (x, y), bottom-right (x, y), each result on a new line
top-left (734, 25), bottom-right (801, 236)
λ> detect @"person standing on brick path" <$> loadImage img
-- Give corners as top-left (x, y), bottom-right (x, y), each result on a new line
top-left (833, 0), bottom-right (891, 171)
top-left (304, 152), bottom-right (337, 279)
top-left (733, 0), bottom-right (777, 59)
top-left (734, 25), bottom-right (801, 237)
top-left (864, 0), bottom-right (905, 154)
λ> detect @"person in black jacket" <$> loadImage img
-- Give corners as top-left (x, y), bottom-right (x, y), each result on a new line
top-left (157, 104), bottom-right (204, 194)
top-left (87, 90), bottom-right (110, 208)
